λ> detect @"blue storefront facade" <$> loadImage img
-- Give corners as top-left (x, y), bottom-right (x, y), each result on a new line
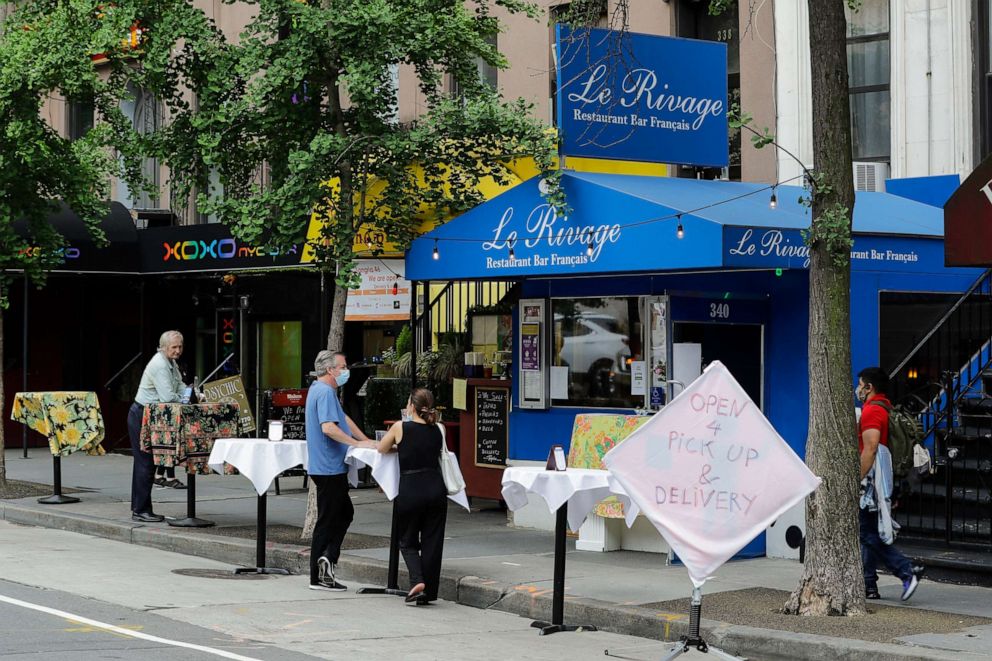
top-left (406, 170), bottom-right (983, 554)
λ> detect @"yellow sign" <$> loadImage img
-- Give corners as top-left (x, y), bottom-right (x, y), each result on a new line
top-left (200, 375), bottom-right (256, 433)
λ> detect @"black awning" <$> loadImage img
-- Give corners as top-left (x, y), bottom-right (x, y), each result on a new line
top-left (14, 202), bottom-right (139, 273)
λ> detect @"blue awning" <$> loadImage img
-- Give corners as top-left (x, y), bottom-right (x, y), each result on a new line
top-left (406, 171), bottom-right (945, 281)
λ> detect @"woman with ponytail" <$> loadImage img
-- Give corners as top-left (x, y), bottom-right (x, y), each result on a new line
top-left (377, 388), bottom-right (447, 604)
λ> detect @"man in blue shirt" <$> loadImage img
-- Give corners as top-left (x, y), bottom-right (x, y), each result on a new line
top-left (306, 350), bottom-right (376, 591)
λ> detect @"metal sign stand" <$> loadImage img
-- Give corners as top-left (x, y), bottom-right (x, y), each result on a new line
top-left (658, 588), bottom-right (744, 661)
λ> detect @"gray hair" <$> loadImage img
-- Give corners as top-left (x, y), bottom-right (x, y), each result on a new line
top-left (314, 350), bottom-right (345, 375)
top-left (158, 330), bottom-right (183, 350)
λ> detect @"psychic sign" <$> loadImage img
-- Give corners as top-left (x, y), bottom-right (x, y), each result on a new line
top-left (603, 361), bottom-right (820, 586)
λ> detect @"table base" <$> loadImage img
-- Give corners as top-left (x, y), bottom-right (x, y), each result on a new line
top-left (167, 516), bottom-right (215, 528)
top-left (356, 501), bottom-right (407, 598)
top-left (37, 493), bottom-right (80, 505)
top-left (530, 620), bottom-right (597, 636)
top-left (234, 567), bottom-right (290, 576)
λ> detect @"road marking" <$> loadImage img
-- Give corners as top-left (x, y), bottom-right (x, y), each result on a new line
top-left (501, 562), bottom-right (521, 566)
top-left (0, 593), bottom-right (263, 661)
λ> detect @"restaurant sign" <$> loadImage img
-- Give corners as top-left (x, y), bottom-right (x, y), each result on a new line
top-left (556, 26), bottom-right (728, 167)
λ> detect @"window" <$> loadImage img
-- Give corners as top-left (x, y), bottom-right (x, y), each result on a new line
top-left (551, 297), bottom-right (642, 408)
top-left (259, 321), bottom-right (303, 389)
top-left (675, 0), bottom-right (741, 180)
top-left (846, 0), bottom-right (890, 161)
top-left (119, 85), bottom-right (161, 208)
top-left (451, 35), bottom-right (498, 98)
top-left (980, 1), bottom-right (992, 159)
top-left (66, 99), bottom-right (94, 141)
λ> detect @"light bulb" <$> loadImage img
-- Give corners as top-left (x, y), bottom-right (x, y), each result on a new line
top-left (769, 189), bottom-right (778, 209)
top-left (432, 240), bottom-right (439, 260)
top-left (676, 223), bottom-right (684, 240)
top-left (392, 280), bottom-right (398, 296)
top-left (509, 245), bottom-right (515, 259)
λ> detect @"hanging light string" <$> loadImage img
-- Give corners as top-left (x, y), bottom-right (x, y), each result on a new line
top-left (426, 173), bottom-right (807, 246)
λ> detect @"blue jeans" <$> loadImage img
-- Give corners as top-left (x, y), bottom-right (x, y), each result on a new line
top-left (859, 507), bottom-right (912, 588)
top-left (127, 403), bottom-right (155, 514)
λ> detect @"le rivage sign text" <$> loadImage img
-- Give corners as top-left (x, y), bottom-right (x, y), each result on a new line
top-left (482, 204), bottom-right (620, 269)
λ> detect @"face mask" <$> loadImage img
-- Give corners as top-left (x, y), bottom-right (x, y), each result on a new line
top-left (855, 385), bottom-right (866, 402)
top-left (335, 369), bottom-right (350, 386)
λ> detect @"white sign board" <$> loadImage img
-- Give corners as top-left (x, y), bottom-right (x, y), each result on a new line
top-left (346, 260), bottom-right (409, 321)
top-left (603, 361), bottom-right (820, 587)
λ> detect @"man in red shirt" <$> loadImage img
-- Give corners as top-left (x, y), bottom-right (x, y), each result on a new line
top-left (857, 367), bottom-right (919, 601)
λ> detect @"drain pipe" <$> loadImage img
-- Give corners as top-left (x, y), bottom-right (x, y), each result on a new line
top-left (926, 0), bottom-right (933, 174)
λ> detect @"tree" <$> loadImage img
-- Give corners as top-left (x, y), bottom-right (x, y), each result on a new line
top-left (783, 0), bottom-right (863, 616)
top-left (142, 0), bottom-right (559, 355)
top-left (0, 1), bottom-right (145, 490)
top-left (137, 0), bottom-right (560, 537)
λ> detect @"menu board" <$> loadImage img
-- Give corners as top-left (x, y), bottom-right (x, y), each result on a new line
top-left (475, 386), bottom-right (509, 468)
top-left (264, 389), bottom-right (308, 441)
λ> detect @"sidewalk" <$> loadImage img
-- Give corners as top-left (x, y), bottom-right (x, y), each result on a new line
top-left (2, 449), bottom-right (991, 661)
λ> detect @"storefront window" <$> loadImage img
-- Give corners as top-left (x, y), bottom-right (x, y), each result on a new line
top-left (551, 297), bottom-right (642, 408)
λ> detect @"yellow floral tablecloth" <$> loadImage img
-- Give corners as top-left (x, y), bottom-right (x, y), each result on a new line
top-left (567, 413), bottom-right (649, 518)
top-left (11, 391), bottom-right (106, 457)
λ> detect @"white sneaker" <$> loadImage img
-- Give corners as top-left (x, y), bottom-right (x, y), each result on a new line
top-left (901, 575), bottom-right (919, 601)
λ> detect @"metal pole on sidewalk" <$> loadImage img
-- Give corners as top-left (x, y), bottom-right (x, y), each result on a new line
top-left (23, 276), bottom-right (29, 458)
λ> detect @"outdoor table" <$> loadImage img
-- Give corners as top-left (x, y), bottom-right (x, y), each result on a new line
top-left (501, 466), bottom-right (635, 635)
top-left (11, 391), bottom-right (105, 504)
top-left (345, 446), bottom-right (469, 596)
top-left (140, 402), bottom-right (241, 528)
top-left (208, 438), bottom-right (309, 575)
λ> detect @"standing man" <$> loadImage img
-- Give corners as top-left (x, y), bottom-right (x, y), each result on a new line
top-left (128, 330), bottom-right (187, 523)
top-left (857, 366), bottom-right (919, 601)
top-left (306, 350), bottom-right (376, 591)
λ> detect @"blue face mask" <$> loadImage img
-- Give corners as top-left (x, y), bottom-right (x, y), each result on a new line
top-left (335, 369), bottom-right (350, 387)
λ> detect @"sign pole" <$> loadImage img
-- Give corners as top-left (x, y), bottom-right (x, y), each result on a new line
top-left (658, 588), bottom-right (744, 661)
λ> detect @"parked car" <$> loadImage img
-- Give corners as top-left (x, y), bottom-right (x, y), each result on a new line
top-left (555, 312), bottom-right (631, 376)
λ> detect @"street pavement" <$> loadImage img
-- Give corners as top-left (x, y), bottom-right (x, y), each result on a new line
top-left (2, 448), bottom-right (992, 660)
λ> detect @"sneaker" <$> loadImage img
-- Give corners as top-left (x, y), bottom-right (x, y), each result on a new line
top-left (309, 579), bottom-right (347, 592)
top-left (153, 477), bottom-right (167, 488)
top-left (865, 586), bottom-right (881, 600)
top-left (164, 478), bottom-right (187, 490)
top-left (317, 556), bottom-right (331, 583)
top-left (900, 575), bottom-right (919, 601)
top-left (912, 563), bottom-right (926, 578)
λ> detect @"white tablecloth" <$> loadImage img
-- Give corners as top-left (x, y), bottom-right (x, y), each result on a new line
top-left (501, 467), bottom-right (637, 532)
top-left (207, 438), bottom-right (308, 496)
top-left (345, 446), bottom-right (470, 512)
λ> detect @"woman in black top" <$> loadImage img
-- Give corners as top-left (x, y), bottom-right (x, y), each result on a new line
top-left (377, 388), bottom-right (448, 604)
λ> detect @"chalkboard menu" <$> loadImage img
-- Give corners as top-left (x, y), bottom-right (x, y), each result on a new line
top-left (475, 386), bottom-right (509, 468)
top-left (264, 389), bottom-right (308, 440)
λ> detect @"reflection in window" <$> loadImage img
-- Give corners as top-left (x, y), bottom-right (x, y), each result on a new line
top-left (551, 297), bottom-right (642, 408)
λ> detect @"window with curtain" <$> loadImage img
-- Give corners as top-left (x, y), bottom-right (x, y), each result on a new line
top-left (846, 0), bottom-right (890, 161)
top-left (551, 297), bottom-right (642, 408)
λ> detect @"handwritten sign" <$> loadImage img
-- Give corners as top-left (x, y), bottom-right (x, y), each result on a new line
top-left (475, 387), bottom-right (509, 468)
top-left (263, 389), bottom-right (308, 441)
top-left (603, 361), bottom-right (820, 587)
top-left (201, 375), bottom-right (255, 433)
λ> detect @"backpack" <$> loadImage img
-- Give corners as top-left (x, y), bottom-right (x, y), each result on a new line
top-left (867, 400), bottom-right (924, 480)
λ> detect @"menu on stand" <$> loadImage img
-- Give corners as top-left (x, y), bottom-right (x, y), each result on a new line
top-left (474, 386), bottom-right (509, 468)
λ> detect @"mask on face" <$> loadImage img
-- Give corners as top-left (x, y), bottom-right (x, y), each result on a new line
top-left (336, 369), bottom-right (350, 387)
top-left (855, 385), bottom-right (867, 402)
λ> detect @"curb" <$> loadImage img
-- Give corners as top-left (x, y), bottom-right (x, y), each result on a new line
top-left (0, 501), bottom-right (980, 661)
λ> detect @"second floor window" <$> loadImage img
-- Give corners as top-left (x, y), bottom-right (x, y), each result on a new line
top-left (846, 0), bottom-right (890, 161)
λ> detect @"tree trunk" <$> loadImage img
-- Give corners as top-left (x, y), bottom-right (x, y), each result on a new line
top-left (0, 286), bottom-right (6, 488)
top-left (325, 283), bottom-right (348, 351)
top-left (784, 0), bottom-right (864, 616)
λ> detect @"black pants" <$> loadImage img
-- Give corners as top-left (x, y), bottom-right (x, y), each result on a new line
top-left (310, 473), bottom-right (354, 584)
top-left (396, 471), bottom-right (448, 601)
top-left (127, 403), bottom-right (154, 514)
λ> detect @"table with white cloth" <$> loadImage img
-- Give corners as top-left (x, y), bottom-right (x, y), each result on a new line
top-left (345, 446), bottom-right (470, 596)
top-left (501, 466), bottom-right (635, 635)
top-left (208, 438), bottom-right (309, 574)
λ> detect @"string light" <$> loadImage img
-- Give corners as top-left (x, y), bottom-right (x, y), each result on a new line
top-left (392, 278), bottom-right (398, 296)
top-left (509, 243), bottom-right (515, 259)
top-left (769, 186), bottom-right (777, 210)
top-left (432, 239), bottom-right (439, 260)
top-left (586, 232), bottom-right (594, 257)
top-left (676, 215), bottom-right (684, 240)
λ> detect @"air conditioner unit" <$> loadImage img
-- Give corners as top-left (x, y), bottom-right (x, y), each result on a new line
top-left (853, 161), bottom-right (889, 192)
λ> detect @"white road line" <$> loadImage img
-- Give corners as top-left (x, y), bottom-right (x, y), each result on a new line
top-left (0, 593), bottom-right (264, 661)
